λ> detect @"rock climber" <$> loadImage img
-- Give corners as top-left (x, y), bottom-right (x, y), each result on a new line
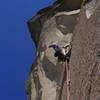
top-left (49, 41), bottom-right (71, 62)
top-left (49, 41), bottom-right (71, 100)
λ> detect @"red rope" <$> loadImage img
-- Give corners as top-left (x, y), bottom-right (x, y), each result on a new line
top-left (65, 61), bottom-right (70, 100)
top-left (56, 61), bottom-right (71, 100)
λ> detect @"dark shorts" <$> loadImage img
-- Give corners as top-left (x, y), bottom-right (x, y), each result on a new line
top-left (54, 51), bottom-right (70, 62)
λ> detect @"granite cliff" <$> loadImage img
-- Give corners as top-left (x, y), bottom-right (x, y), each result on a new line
top-left (26, 0), bottom-right (100, 100)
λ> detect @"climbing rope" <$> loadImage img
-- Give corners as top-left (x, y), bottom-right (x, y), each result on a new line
top-left (65, 61), bottom-right (70, 100)
top-left (56, 61), bottom-right (71, 100)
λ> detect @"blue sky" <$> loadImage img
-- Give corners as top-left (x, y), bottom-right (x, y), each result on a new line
top-left (0, 0), bottom-right (54, 100)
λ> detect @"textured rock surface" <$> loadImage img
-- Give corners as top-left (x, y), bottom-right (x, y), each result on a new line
top-left (28, 0), bottom-right (80, 100)
top-left (27, 0), bottom-right (100, 100)
top-left (70, 1), bottom-right (100, 100)
top-left (27, 9), bottom-right (80, 100)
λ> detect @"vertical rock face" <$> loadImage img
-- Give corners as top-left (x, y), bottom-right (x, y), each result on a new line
top-left (27, 0), bottom-right (100, 100)
top-left (27, 2), bottom-right (80, 100)
top-left (70, 1), bottom-right (100, 100)
top-left (27, 9), bottom-right (80, 100)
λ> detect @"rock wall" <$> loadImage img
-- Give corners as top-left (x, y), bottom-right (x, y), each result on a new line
top-left (70, 1), bottom-right (100, 100)
top-left (27, 0), bottom-right (100, 100)
top-left (27, 9), bottom-right (80, 100)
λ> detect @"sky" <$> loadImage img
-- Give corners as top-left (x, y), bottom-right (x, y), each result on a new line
top-left (0, 0), bottom-right (54, 100)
